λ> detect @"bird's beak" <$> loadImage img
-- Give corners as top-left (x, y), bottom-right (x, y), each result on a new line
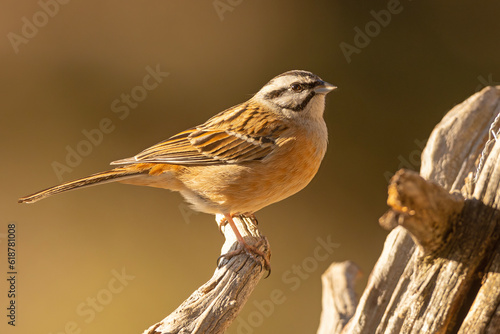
top-left (314, 81), bottom-right (337, 94)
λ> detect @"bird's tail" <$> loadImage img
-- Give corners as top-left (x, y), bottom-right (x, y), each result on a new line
top-left (18, 166), bottom-right (146, 204)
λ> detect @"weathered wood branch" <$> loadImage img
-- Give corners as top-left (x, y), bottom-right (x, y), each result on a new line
top-left (380, 170), bottom-right (465, 254)
top-left (318, 86), bottom-right (500, 334)
top-left (375, 173), bottom-right (500, 333)
top-left (143, 215), bottom-right (270, 334)
top-left (317, 261), bottom-right (361, 334)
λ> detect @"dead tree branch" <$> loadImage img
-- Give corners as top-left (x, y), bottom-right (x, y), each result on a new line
top-left (317, 261), bottom-right (361, 334)
top-left (318, 86), bottom-right (500, 334)
top-left (143, 215), bottom-right (270, 334)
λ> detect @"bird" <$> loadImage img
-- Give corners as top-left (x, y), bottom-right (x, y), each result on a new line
top-left (18, 70), bottom-right (336, 269)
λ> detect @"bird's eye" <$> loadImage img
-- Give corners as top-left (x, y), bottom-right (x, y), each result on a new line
top-left (290, 83), bottom-right (304, 92)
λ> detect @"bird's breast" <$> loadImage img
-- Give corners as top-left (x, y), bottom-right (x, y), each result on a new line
top-left (177, 123), bottom-right (328, 214)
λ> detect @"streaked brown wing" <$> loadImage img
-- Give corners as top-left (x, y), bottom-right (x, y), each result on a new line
top-left (111, 103), bottom-right (289, 166)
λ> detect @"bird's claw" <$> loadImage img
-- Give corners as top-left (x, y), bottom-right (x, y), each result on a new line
top-left (217, 239), bottom-right (271, 278)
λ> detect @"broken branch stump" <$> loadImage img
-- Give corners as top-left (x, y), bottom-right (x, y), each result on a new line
top-left (318, 86), bottom-right (500, 334)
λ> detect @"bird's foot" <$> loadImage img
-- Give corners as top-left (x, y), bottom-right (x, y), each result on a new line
top-left (218, 237), bottom-right (271, 277)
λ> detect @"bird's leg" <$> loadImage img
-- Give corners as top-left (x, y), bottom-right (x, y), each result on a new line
top-left (218, 213), bottom-right (271, 273)
top-left (217, 213), bottom-right (258, 231)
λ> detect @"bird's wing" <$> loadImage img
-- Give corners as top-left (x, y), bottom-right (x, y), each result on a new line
top-left (111, 103), bottom-right (289, 166)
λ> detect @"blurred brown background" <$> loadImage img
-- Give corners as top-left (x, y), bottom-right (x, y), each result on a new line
top-left (1, 1), bottom-right (500, 333)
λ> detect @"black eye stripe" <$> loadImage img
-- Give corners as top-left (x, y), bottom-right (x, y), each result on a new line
top-left (275, 91), bottom-right (316, 112)
top-left (265, 81), bottom-right (319, 99)
top-left (302, 82), bottom-right (320, 90)
top-left (263, 88), bottom-right (288, 100)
